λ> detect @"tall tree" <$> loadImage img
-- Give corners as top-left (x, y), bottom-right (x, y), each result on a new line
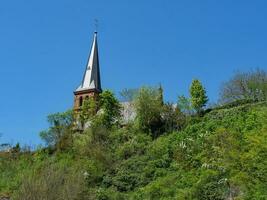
top-left (190, 79), bottom-right (208, 114)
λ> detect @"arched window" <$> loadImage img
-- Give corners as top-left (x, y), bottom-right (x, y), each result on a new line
top-left (79, 96), bottom-right (83, 107)
top-left (85, 95), bottom-right (89, 100)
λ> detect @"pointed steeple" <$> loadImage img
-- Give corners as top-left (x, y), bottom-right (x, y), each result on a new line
top-left (75, 32), bottom-right (102, 93)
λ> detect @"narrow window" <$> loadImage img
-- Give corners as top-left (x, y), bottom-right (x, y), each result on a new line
top-left (79, 96), bottom-right (83, 107)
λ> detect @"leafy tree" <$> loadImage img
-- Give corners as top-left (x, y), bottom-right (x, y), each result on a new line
top-left (39, 110), bottom-right (73, 149)
top-left (134, 87), bottom-right (164, 138)
top-left (220, 68), bottom-right (267, 104)
top-left (190, 79), bottom-right (208, 114)
top-left (98, 90), bottom-right (121, 128)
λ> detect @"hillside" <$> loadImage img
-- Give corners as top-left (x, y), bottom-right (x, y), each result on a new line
top-left (1, 101), bottom-right (266, 200)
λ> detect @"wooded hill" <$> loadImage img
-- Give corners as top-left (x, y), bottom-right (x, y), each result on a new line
top-left (0, 69), bottom-right (266, 200)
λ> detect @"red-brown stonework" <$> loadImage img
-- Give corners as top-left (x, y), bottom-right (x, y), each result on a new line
top-left (73, 89), bottom-right (100, 111)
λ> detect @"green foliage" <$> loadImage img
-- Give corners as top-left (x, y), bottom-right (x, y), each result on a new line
top-left (134, 86), bottom-right (164, 138)
top-left (78, 90), bottom-right (121, 129)
top-left (98, 90), bottom-right (121, 128)
top-left (80, 96), bottom-right (98, 126)
top-left (190, 79), bottom-right (208, 113)
top-left (133, 86), bottom-right (187, 137)
top-left (12, 155), bottom-right (89, 200)
top-left (0, 151), bottom-right (33, 197)
top-left (39, 110), bottom-right (73, 150)
top-left (1, 98), bottom-right (267, 199)
top-left (161, 103), bottom-right (187, 132)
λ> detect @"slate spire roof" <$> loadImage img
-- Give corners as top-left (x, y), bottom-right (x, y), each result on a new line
top-left (75, 32), bottom-right (102, 93)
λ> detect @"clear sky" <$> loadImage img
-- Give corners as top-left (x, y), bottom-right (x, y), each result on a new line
top-left (1, 0), bottom-right (267, 145)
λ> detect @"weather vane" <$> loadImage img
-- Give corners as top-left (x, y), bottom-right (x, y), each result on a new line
top-left (94, 19), bottom-right (98, 33)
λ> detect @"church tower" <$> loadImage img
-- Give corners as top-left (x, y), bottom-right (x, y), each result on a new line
top-left (74, 32), bottom-right (102, 110)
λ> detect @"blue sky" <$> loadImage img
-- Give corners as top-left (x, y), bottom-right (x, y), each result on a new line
top-left (0, 0), bottom-right (267, 145)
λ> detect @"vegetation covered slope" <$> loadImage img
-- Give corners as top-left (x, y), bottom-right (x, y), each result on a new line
top-left (1, 69), bottom-right (266, 199)
top-left (1, 101), bottom-right (266, 200)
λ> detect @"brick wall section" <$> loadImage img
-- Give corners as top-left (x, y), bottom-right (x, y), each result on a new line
top-left (73, 89), bottom-right (100, 110)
